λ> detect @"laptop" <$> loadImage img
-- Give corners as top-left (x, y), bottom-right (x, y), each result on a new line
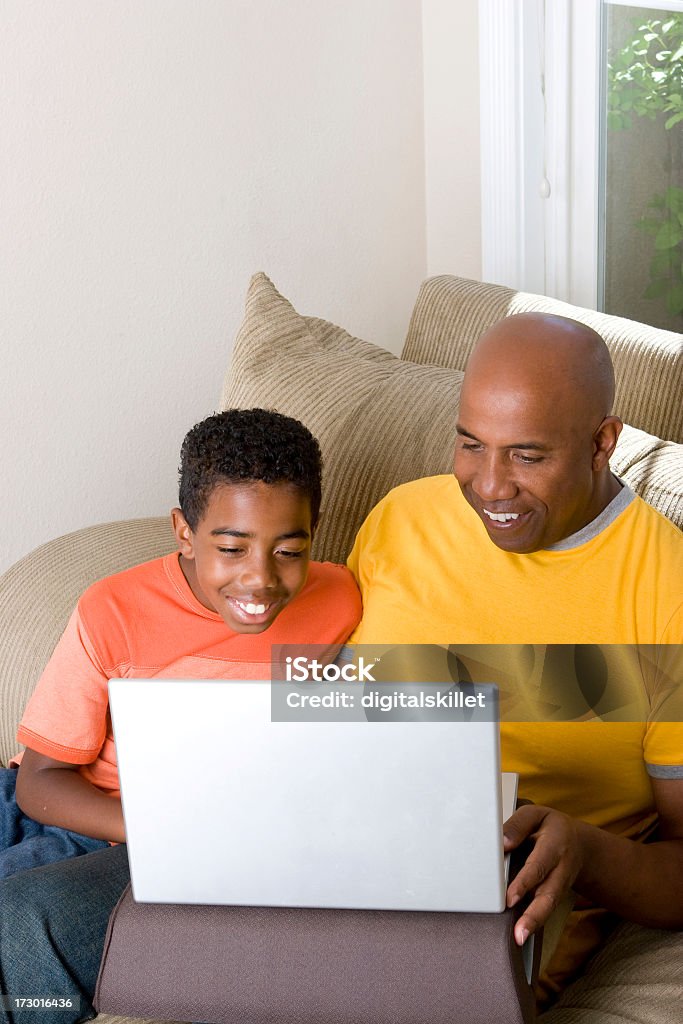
top-left (109, 678), bottom-right (517, 913)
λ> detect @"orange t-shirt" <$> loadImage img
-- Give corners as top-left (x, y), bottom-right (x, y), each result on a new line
top-left (15, 553), bottom-right (361, 797)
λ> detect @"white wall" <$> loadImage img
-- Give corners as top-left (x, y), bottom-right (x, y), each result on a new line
top-left (1, 0), bottom-right (428, 572)
top-left (422, 0), bottom-right (482, 278)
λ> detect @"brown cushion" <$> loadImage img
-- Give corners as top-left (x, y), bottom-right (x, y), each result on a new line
top-left (221, 273), bottom-right (464, 564)
top-left (95, 883), bottom-right (538, 1024)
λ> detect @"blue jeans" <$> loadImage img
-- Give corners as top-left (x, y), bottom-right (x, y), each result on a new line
top-left (0, 844), bottom-right (130, 1024)
top-left (0, 768), bottom-right (128, 1023)
top-left (0, 768), bottom-right (109, 879)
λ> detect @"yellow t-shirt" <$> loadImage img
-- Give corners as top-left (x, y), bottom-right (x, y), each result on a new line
top-left (347, 475), bottom-right (683, 998)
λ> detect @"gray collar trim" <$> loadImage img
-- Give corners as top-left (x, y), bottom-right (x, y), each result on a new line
top-left (545, 481), bottom-right (636, 552)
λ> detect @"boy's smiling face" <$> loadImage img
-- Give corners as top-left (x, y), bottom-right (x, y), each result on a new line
top-left (171, 480), bottom-right (312, 634)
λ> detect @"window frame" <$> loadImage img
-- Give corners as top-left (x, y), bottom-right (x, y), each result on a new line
top-left (478, 0), bottom-right (603, 308)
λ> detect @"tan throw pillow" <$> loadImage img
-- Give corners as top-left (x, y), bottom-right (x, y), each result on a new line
top-left (612, 424), bottom-right (683, 529)
top-left (221, 273), bottom-right (464, 563)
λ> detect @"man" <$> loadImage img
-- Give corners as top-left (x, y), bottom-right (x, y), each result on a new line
top-left (347, 312), bottom-right (683, 1013)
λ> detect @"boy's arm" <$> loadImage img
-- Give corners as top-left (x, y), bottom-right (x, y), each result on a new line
top-left (16, 747), bottom-right (126, 844)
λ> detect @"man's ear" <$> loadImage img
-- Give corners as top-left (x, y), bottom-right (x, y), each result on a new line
top-left (171, 508), bottom-right (195, 559)
top-left (592, 416), bottom-right (623, 470)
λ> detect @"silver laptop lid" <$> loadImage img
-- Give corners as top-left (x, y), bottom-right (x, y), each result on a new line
top-left (110, 678), bottom-right (509, 912)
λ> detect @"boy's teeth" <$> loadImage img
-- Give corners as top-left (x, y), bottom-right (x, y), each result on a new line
top-left (237, 601), bottom-right (268, 614)
top-left (483, 510), bottom-right (520, 522)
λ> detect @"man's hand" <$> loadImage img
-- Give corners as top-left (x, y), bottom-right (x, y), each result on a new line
top-left (503, 804), bottom-right (584, 946)
top-left (503, 780), bottom-right (683, 943)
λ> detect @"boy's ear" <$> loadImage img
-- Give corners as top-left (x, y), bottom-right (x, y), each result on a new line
top-left (171, 508), bottom-right (195, 559)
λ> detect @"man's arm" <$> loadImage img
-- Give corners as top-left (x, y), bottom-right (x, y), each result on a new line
top-left (15, 747), bottom-right (126, 844)
top-left (503, 777), bottom-right (683, 945)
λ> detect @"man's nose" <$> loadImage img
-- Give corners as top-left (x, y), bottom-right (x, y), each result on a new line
top-left (472, 455), bottom-right (518, 502)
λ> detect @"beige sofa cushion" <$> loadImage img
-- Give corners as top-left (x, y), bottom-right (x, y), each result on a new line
top-left (403, 275), bottom-right (683, 445)
top-left (0, 517), bottom-right (176, 767)
top-left (221, 273), bottom-right (463, 564)
top-left (611, 424), bottom-right (683, 528)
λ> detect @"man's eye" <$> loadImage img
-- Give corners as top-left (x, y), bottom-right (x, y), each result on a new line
top-left (460, 442), bottom-right (483, 452)
top-left (515, 454), bottom-right (542, 465)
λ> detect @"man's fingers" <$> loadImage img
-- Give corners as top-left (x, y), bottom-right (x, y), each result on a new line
top-left (503, 804), bottom-right (548, 849)
top-left (513, 890), bottom-right (561, 945)
top-left (504, 808), bottom-right (582, 941)
top-left (506, 848), bottom-right (556, 906)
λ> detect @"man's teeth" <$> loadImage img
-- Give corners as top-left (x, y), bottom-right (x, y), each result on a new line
top-left (236, 600), bottom-right (268, 615)
top-left (483, 510), bottom-right (520, 522)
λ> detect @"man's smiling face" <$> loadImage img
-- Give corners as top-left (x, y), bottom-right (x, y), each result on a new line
top-left (454, 384), bottom-right (600, 553)
top-left (452, 314), bottom-right (622, 554)
top-left (172, 480), bottom-right (312, 632)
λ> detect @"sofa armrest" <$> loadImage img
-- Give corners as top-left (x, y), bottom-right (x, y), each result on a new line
top-left (0, 518), bottom-right (176, 767)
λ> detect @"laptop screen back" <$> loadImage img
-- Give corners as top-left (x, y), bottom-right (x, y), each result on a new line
top-left (110, 678), bottom-right (508, 912)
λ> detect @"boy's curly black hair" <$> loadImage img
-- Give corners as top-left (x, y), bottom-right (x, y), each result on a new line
top-left (178, 408), bottom-right (322, 532)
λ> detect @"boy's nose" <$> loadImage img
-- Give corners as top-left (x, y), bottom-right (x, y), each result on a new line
top-left (240, 555), bottom-right (278, 591)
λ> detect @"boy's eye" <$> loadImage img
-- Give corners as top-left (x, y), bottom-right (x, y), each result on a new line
top-left (277, 549), bottom-right (305, 559)
top-left (460, 442), bottom-right (483, 452)
top-left (218, 547), bottom-right (243, 555)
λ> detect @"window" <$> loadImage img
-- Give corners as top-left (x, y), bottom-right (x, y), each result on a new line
top-left (479, 0), bottom-right (683, 330)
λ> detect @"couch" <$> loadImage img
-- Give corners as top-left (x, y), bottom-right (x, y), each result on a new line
top-left (0, 272), bottom-right (681, 1024)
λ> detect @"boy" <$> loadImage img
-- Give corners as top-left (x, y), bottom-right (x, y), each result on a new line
top-left (1, 408), bottom-right (360, 869)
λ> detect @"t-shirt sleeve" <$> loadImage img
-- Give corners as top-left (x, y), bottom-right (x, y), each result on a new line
top-left (16, 604), bottom-right (111, 764)
top-left (346, 497), bottom-right (388, 597)
top-left (346, 496), bottom-right (396, 645)
top-left (644, 606), bottom-right (683, 777)
top-left (346, 508), bottom-right (377, 591)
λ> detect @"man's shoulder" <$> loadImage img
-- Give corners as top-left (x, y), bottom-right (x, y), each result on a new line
top-left (603, 496), bottom-right (682, 623)
top-left (388, 474), bottom-right (455, 497)
top-left (616, 494), bottom-right (682, 553)
top-left (350, 476), bottom-right (463, 565)
top-left (374, 475), bottom-right (458, 514)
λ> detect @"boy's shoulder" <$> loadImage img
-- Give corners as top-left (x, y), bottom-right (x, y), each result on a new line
top-left (75, 555), bottom-right (185, 664)
top-left (282, 561), bottom-right (361, 636)
top-left (78, 553), bottom-right (173, 616)
top-left (297, 560), bottom-right (360, 604)
top-left (306, 560), bottom-right (354, 575)
top-left (77, 555), bottom-right (361, 650)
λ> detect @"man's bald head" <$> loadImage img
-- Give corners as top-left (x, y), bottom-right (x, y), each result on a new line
top-left (465, 312), bottom-right (616, 424)
top-left (453, 313), bottom-right (623, 552)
